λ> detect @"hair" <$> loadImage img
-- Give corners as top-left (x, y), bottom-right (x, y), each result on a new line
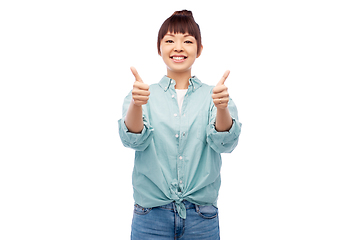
top-left (157, 10), bottom-right (202, 55)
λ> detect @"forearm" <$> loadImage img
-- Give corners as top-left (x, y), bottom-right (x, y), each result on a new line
top-left (124, 101), bottom-right (144, 133)
top-left (215, 107), bottom-right (233, 132)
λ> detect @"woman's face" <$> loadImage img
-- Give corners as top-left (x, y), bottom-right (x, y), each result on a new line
top-left (159, 32), bottom-right (202, 75)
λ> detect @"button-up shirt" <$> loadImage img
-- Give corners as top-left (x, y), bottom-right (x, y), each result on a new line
top-left (118, 75), bottom-right (242, 219)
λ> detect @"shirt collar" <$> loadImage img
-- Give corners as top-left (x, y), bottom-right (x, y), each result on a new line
top-left (158, 75), bottom-right (203, 92)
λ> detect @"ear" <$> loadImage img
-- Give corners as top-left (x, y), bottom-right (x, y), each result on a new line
top-left (196, 45), bottom-right (204, 58)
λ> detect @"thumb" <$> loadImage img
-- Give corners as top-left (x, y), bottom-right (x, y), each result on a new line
top-left (216, 70), bottom-right (230, 86)
top-left (130, 66), bottom-right (143, 83)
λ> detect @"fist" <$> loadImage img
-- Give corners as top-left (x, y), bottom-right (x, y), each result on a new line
top-left (130, 66), bottom-right (150, 106)
top-left (212, 70), bottom-right (230, 109)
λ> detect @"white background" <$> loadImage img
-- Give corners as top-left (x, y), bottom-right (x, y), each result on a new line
top-left (1, 0), bottom-right (359, 239)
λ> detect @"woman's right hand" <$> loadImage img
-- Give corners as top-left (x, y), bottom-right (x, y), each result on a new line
top-left (130, 67), bottom-right (150, 106)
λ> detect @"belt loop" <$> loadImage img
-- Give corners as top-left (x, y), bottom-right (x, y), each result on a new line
top-left (172, 201), bottom-right (176, 213)
top-left (195, 204), bottom-right (199, 213)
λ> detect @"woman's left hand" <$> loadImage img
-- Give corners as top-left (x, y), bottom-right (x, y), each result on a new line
top-left (212, 70), bottom-right (230, 109)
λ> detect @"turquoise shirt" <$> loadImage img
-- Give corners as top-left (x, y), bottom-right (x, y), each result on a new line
top-left (118, 76), bottom-right (241, 219)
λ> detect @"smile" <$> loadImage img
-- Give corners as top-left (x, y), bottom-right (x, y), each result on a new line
top-left (170, 55), bottom-right (187, 63)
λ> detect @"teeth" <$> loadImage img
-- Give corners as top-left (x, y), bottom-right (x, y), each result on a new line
top-left (172, 57), bottom-right (185, 60)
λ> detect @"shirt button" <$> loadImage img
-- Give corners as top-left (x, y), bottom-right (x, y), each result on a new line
top-left (180, 180), bottom-right (183, 184)
top-left (172, 95), bottom-right (175, 98)
top-left (171, 80), bottom-right (174, 84)
top-left (179, 156), bottom-right (183, 160)
top-left (175, 134), bottom-right (179, 138)
top-left (182, 132), bottom-right (185, 137)
top-left (174, 113), bottom-right (177, 117)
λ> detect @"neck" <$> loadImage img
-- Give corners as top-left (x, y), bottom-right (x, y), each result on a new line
top-left (167, 69), bottom-right (191, 89)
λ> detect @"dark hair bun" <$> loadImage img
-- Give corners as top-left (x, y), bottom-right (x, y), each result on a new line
top-left (171, 10), bottom-right (194, 18)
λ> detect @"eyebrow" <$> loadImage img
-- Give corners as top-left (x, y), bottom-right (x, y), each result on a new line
top-left (164, 33), bottom-right (194, 38)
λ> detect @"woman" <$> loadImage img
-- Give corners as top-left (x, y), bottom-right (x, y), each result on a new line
top-left (119, 10), bottom-right (241, 240)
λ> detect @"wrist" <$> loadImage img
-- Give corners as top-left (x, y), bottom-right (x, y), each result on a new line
top-left (216, 106), bottom-right (229, 112)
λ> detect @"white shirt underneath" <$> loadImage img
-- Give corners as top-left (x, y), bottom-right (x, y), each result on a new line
top-left (175, 89), bottom-right (188, 114)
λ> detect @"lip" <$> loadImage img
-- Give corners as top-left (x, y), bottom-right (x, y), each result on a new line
top-left (170, 55), bottom-right (187, 63)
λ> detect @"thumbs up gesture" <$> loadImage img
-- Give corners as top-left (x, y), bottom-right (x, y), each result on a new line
top-left (130, 67), bottom-right (150, 106)
top-left (212, 70), bottom-right (230, 109)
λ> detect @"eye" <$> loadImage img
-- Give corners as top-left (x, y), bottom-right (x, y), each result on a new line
top-left (165, 40), bottom-right (174, 43)
top-left (185, 40), bottom-right (193, 44)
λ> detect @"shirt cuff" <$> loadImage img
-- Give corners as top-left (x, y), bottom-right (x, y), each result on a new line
top-left (118, 117), bottom-right (154, 151)
top-left (206, 118), bottom-right (241, 153)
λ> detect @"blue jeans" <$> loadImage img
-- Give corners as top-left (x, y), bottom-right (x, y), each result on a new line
top-left (131, 200), bottom-right (220, 240)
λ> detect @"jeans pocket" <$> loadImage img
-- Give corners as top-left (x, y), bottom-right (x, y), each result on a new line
top-left (134, 204), bottom-right (152, 215)
top-left (195, 205), bottom-right (218, 219)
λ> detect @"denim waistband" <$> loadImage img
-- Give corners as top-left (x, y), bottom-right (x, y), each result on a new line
top-left (157, 200), bottom-right (196, 211)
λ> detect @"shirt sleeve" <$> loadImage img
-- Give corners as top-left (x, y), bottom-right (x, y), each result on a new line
top-left (118, 91), bottom-right (154, 151)
top-left (206, 98), bottom-right (242, 153)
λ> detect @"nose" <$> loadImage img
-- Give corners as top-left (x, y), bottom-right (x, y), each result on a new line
top-left (174, 41), bottom-right (184, 52)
